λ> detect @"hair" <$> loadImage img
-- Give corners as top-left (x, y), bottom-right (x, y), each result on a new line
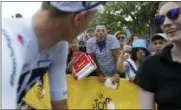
top-left (96, 21), bottom-right (105, 26)
top-left (95, 23), bottom-right (107, 35)
top-left (157, 2), bottom-right (181, 14)
top-left (151, 35), bottom-right (167, 42)
top-left (127, 34), bottom-right (139, 45)
top-left (84, 29), bottom-right (90, 34)
top-left (158, 2), bottom-right (168, 11)
top-left (41, 2), bottom-right (72, 17)
top-left (68, 38), bottom-right (79, 63)
top-left (114, 31), bottom-right (125, 37)
top-left (131, 48), bottom-right (150, 61)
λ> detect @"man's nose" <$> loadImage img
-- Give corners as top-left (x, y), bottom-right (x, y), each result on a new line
top-left (99, 31), bottom-right (103, 35)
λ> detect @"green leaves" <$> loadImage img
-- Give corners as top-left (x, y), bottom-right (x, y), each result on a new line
top-left (89, 1), bottom-right (160, 38)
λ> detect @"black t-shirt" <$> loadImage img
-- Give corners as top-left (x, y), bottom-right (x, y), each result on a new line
top-left (135, 44), bottom-right (181, 109)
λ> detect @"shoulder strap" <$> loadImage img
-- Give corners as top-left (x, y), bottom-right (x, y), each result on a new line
top-left (126, 60), bottom-right (137, 74)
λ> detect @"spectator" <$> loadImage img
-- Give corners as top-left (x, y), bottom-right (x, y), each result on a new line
top-left (114, 31), bottom-right (126, 49)
top-left (127, 34), bottom-right (140, 45)
top-left (135, 1), bottom-right (181, 109)
top-left (87, 24), bottom-right (121, 84)
top-left (150, 33), bottom-right (168, 54)
top-left (67, 38), bottom-right (98, 77)
top-left (67, 38), bottom-right (81, 73)
top-left (78, 29), bottom-right (91, 53)
top-left (88, 28), bottom-right (95, 37)
top-left (66, 38), bottom-right (83, 79)
top-left (116, 39), bottom-right (150, 82)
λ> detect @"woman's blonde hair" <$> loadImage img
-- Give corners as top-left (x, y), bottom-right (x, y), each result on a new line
top-left (157, 2), bottom-right (181, 14)
top-left (114, 31), bottom-right (125, 37)
top-left (158, 2), bottom-right (167, 10)
top-left (155, 2), bottom-right (167, 15)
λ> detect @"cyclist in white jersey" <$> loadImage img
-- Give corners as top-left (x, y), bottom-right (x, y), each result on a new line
top-left (2, 1), bottom-right (101, 109)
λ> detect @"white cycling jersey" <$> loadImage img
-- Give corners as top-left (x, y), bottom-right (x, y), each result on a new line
top-left (2, 18), bottom-right (68, 109)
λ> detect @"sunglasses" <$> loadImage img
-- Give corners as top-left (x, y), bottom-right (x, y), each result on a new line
top-left (155, 8), bottom-right (181, 25)
top-left (117, 36), bottom-right (125, 40)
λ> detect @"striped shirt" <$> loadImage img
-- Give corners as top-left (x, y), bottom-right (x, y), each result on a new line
top-left (86, 35), bottom-right (120, 76)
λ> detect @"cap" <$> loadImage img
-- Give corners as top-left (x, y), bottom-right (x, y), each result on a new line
top-left (132, 39), bottom-right (147, 49)
top-left (49, 1), bottom-right (102, 13)
top-left (151, 33), bottom-right (168, 41)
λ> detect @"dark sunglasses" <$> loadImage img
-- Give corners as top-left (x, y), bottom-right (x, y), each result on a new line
top-left (155, 7), bottom-right (181, 25)
top-left (117, 37), bottom-right (125, 40)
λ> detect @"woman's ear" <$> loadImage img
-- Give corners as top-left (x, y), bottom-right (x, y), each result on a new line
top-left (72, 11), bottom-right (87, 27)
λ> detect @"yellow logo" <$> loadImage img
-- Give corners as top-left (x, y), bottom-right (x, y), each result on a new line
top-left (92, 93), bottom-right (115, 110)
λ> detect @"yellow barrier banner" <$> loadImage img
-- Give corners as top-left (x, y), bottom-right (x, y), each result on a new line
top-left (24, 74), bottom-right (140, 109)
top-left (24, 73), bottom-right (52, 109)
top-left (67, 75), bottom-right (140, 109)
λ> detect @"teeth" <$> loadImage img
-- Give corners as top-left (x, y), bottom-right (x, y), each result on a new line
top-left (167, 29), bottom-right (177, 33)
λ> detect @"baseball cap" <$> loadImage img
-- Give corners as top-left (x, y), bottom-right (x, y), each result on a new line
top-left (50, 1), bottom-right (102, 13)
top-left (151, 33), bottom-right (168, 41)
top-left (132, 39), bottom-right (147, 49)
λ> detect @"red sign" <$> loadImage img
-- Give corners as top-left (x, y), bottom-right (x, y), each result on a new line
top-left (73, 53), bottom-right (90, 73)
top-left (73, 51), bottom-right (83, 59)
top-left (72, 53), bottom-right (97, 79)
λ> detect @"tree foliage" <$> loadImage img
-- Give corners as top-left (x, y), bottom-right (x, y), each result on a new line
top-left (89, 1), bottom-right (160, 38)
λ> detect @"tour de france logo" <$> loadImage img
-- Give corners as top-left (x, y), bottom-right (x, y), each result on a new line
top-left (92, 93), bottom-right (115, 110)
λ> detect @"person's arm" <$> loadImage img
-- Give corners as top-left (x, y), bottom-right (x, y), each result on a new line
top-left (67, 57), bottom-right (78, 73)
top-left (139, 87), bottom-right (155, 109)
top-left (89, 53), bottom-right (103, 76)
top-left (134, 56), bottom-right (156, 109)
top-left (111, 48), bottom-right (122, 84)
top-left (109, 36), bottom-right (122, 83)
top-left (67, 63), bottom-right (72, 73)
top-left (116, 45), bottom-right (131, 73)
top-left (111, 48), bottom-right (121, 74)
top-left (116, 51), bottom-right (129, 73)
top-left (86, 38), bottom-right (103, 76)
top-left (89, 53), bottom-right (107, 83)
top-left (86, 38), bottom-right (106, 82)
top-left (109, 36), bottom-right (129, 74)
top-left (47, 41), bottom-right (69, 109)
